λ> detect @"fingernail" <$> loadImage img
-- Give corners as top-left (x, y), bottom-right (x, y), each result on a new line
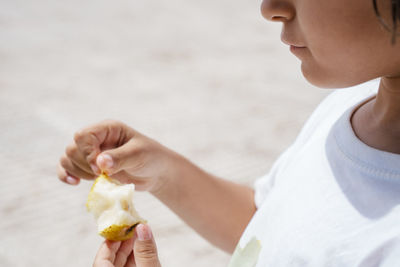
top-left (136, 224), bottom-right (152, 241)
top-left (66, 176), bottom-right (79, 185)
top-left (90, 164), bottom-right (100, 174)
top-left (97, 154), bottom-right (114, 169)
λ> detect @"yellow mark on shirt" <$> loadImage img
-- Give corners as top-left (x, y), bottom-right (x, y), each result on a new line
top-left (228, 236), bottom-right (262, 267)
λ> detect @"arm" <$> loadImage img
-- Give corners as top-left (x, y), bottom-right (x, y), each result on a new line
top-left (152, 152), bottom-right (256, 253)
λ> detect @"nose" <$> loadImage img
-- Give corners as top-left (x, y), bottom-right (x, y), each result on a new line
top-left (260, 0), bottom-right (295, 22)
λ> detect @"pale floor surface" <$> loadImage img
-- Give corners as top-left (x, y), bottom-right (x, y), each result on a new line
top-left (0, 0), bottom-right (329, 266)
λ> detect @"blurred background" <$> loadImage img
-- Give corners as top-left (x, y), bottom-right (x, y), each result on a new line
top-left (0, 0), bottom-right (329, 266)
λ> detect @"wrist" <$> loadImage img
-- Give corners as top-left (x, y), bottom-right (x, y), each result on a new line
top-left (148, 149), bottom-right (187, 196)
top-left (149, 150), bottom-right (202, 201)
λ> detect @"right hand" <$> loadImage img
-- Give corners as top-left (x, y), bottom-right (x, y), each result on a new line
top-left (57, 120), bottom-right (179, 192)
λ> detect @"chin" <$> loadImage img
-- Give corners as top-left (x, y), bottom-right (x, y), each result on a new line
top-left (300, 63), bottom-right (371, 89)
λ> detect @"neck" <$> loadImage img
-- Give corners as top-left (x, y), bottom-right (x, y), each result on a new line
top-left (351, 76), bottom-right (400, 154)
top-left (372, 77), bottom-right (400, 133)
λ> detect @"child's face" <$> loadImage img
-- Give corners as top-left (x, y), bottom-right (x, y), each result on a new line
top-left (261, 0), bottom-right (400, 88)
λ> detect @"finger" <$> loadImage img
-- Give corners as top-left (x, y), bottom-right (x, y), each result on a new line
top-left (74, 120), bottom-right (132, 174)
top-left (96, 139), bottom-right (144, 176)
top-left (125, 251), bottom-right (136, 267)
top-left (74, 130), bottom-right (102, 174)
top-left (133, 224), bottom-right (161, 267)
top-left (94, 240), bottom-right (122, 267)
top-left (125, 228), bottom-right (138, 267)
top-left (114, 238), bottom-right (134, 267)
top-left (65, 143), bottom-right (95, 174)
top-left (57, 163), bottom-right (80, 185)
top-left (59, 154), bottom-right (95, 180)
top-left (74, 125), bottom-right (109, 173)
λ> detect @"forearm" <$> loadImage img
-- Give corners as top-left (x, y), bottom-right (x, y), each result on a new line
top-left (151, 153), bottom-right (256, 253)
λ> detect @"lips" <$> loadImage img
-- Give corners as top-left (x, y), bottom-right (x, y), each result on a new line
top-left (281, 31), bottom-right (306, 48)
top-left (281, 37), bottom-right (306, 48)
top-left (281, 33), bottom-right (308, 57)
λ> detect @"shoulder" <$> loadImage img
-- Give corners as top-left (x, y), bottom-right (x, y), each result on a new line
top-left (253, 80), bottom-right (380, 207)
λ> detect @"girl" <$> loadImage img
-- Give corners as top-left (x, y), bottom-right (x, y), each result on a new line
top-left (58, 0), bottom-right (400, 266)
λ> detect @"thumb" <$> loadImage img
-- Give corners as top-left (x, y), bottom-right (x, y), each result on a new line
top-left (96, 140), bottom-right (142, 175)
top-left (134, 224), bottom-right (161, 267)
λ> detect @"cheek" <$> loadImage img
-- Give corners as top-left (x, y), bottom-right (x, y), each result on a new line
top-left (301, 41), bottom-right (372, 88)
top-left (298, 2), bottom-right (389, 88)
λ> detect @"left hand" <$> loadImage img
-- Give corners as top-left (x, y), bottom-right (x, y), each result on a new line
top-left (93, 224), bottom-right (161, 267)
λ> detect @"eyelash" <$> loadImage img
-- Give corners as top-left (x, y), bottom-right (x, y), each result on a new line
top-left (372, 0), bottom-right (400, 44)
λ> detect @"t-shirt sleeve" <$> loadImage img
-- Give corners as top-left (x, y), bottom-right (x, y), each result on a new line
top-left (254, 145), bottom-right (294, 208)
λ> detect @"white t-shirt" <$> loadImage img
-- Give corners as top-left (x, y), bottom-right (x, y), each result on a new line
top-left (229, 80), bottom-right (400, 267)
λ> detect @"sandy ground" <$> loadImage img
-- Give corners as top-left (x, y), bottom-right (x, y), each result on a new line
top-left (0, 0), bottom-right (329, 266)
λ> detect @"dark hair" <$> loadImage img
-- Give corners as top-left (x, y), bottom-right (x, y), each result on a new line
top-left (373, 0), bottom-right (400, 44)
